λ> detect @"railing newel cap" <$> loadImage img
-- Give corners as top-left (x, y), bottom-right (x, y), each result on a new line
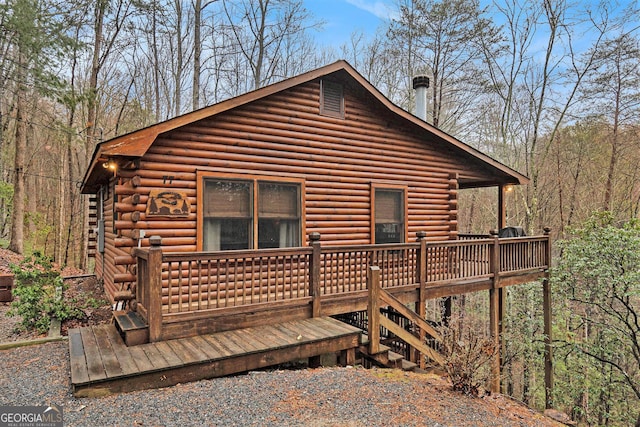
top-left (309, 232), bottom-right (321, 242)
top-left (149, 235), bottom-right (162, 246)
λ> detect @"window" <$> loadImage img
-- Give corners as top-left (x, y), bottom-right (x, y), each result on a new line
top-left (320, 80), bottom-right (344, 118)
top-left (258, 182), bottom-right (301, 248)
top-left (203, 180), bottom-right (252, 251)
top-left (374, 188), bottom-right (405, 244)
top-left (200, 175), bottom-right (302, 251)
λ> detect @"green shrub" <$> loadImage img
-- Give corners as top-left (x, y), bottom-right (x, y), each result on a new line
top-left (7, 252), bottom-right (82, 333)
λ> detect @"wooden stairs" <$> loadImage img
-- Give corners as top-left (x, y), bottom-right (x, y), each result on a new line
top-left (358, 337), bottom-right (422, 373)
top-left (113, 311), bottom-right (149, 346)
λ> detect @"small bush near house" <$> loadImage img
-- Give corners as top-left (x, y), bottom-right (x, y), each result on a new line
top-left (440, 325), bottom-right (497, 396)
top-left (7, 252), bottom-right (83, 334)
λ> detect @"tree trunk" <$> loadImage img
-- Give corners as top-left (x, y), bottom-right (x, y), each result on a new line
top-left (9, 50), bottom-right (27, 254)
top-left (174, 0), bottom-right (183, 116)
top-left (79, 0), bottom-right (106, 270)
top-left (192, 0), bottom-right (202, 111)
top-left (603, 127), bottom-right (619, 211)
top-left (152, 1), bottom-right (161, 119)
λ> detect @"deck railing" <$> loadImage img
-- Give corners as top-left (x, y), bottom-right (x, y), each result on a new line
top-left (499, 236), bottom-right (549, 273)
top-left (161, 247), bottom-right (313, 313)
top-left (134, 230), bottom-right (551, 342)
top-left (320, 243), bottom-right (420, 295)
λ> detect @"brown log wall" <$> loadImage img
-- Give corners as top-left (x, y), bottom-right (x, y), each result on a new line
top-left (99, 80), bottom-right (498, 301)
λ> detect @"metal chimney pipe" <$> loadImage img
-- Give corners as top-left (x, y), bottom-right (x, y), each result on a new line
top-left (412, 75), bottom-right (430, 121)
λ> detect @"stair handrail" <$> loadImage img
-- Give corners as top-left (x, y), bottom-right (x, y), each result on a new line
top-left (367, 265), bottom-right (445, 366)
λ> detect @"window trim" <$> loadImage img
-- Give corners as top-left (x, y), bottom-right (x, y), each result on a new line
top-left (197, 171), bottom-right (305, 251)
top-left (371, 183), bottom-right (408, 244)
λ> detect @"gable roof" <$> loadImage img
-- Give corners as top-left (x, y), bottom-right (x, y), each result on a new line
top-left (81, 60), bottom-right (528, 193)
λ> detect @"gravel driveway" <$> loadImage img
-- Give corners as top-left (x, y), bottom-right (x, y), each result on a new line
top-left (0, 340), bottom-right (562, 427)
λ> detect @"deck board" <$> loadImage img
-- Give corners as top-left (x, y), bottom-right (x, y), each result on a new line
top-left (152, 341), bottom-right (183, 366)
top-left (128, 344), bottom-right (155, 372)
top-left (212, 332), bottom-right (246, 355)
top-left (200, 334), bottom-right (235, 358)
top-left (92, 325), bottom-right (123, 378)
top-left (316, 317), bottom-right (356, 335)
top-left (68, 329), bottom-right (90, 384)
top-left (273, 323), bottom-right (312, 344)
top-left (141, 343), bottom-right (171, 370)
top-left (181, 336), bottom-right (212, 362)
top-left (239, 328), bottom-right (276, 350)
top-left (226, 330), bottom-right (262, 353)
top-left (263, 324), bottom-right (297, 347)
top-left (70, 316), bottom-right (361, 397)
top-left (103, 324), bottom-right (139, 376)
top-left (166, 339), bottom-right (205, 365)
top-left (79, 327), bottom-right (107, 382)
top-left (283, 319), bottom-right (326, 340)
top-left (190, 335), bottom-right (224, 359)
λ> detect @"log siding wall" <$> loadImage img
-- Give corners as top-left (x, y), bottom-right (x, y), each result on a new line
top-left (98, 79), bottom-right (497, 301)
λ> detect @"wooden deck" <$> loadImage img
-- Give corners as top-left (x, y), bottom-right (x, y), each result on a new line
top-left (69, 316), bottom-right (361, 397)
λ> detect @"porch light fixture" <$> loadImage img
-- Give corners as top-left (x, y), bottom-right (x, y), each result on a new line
top-left (102, 159), bottom-right (118, 176)
top-left (505, 184), bottom-right (514, 192)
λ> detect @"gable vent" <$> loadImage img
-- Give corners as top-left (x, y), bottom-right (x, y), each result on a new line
top-left (320, 80), bottom-right (344, 119)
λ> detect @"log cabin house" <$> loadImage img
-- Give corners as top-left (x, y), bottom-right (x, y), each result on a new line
top-left (77, 60), bottom-right (552, 398)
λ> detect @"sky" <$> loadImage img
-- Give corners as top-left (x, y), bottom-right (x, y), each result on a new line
top-left (303, 0), bottom-right (394, 48)
top-left (303, 0), bottom-right (639, 64)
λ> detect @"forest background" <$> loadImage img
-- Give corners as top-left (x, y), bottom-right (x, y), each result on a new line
top-left (1, 0), bottom-right (639, 425)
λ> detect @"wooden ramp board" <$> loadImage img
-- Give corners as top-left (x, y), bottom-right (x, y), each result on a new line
top-left (69, 316), bottom-right (361, 397)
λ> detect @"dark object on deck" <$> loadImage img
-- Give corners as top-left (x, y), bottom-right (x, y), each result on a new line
top-left (498, 226), bottom-right (526, 238)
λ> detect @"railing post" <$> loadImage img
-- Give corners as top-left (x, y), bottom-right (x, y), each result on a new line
top-left (367, 265), bottom-right (381, 355)
top-left (489, 229), bottom-right (500, 281)
top-left (309, 232), bottom-right (322, 318)
top-left (543, 227), bottom-right (554, 409)
top-left (489, 229), bottom-right (502, 394)
top-left (416, 231), bottom-right (427, 369)
top-left (147, 235), bottom-right (163, 342)
top-left (135, 250), bottom-right (147, 312)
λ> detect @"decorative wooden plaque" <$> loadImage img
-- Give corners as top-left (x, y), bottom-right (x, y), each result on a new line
top-left (146, 190), bottom-right (191, 217)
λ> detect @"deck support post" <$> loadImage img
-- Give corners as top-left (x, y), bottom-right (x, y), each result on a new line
top-left (309, 232), bottom-right (322, 318)
top-left (308, 232), bottom-right (322, 368)
top-left (498, 286), bottom-right (506, 393)
top-left (367, 266), bottom-right (381, 355)
top-left (147, 236), bottom-right (163, 342)
top-left (497, 185), bottom-right (509, 394)
top-left (416, 231), bottom-right (428, 369)
top-left (543, 227), bottom-right (554, 409)
top-left (338, 348), bottom-right (356, 366)
top-left (489, 232), bottom-right (501, 394)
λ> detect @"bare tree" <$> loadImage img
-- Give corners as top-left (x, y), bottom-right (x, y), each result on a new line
top-left (222, 0), bottom-right (317, 90)
top-left (192, 0), bottom-right (219, 110)
top-left (476, 0), bottom-right (615, 232)
top-left (388, 0), bottom-right (494, 131)
top-left (2, 0), bottom-right (73, 254)
top-left (581, 33), bottom-right (640, 212)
